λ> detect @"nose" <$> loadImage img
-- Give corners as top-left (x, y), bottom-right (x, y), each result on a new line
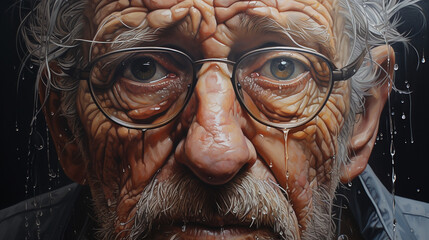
top-left (175, 63), bottom-right (257, 185)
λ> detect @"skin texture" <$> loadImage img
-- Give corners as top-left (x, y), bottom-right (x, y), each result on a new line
top-left (71, 0), bottom-right (356, 238)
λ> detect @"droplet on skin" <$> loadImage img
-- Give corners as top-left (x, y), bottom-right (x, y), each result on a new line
top-left (283, 129), bottom-right (290, 190)
top-left (394, 64), bottom-right (399, 70)
top-left (348, 182), bottom-right (352, 187)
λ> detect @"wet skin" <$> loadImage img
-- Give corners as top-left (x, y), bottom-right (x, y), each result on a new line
top-left (76, 0), bottom-right (351, 238)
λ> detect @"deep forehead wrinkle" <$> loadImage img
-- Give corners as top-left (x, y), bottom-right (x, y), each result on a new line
top-left (88, 0), bottom-right (338, 57)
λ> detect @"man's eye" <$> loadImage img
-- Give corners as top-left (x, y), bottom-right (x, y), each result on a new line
top-left (260, 57), bottom-right (306, 80)
top-left (121, 56), bottom-right (168, 83)
top-left (130, 57), bottom-right (156, 81)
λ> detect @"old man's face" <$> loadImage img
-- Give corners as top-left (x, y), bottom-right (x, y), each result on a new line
top-left (58, 0), bottom-right (364, 239)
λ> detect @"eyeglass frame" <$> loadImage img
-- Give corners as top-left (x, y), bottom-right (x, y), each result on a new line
top-left (77, 46), bottom-right (366, 130)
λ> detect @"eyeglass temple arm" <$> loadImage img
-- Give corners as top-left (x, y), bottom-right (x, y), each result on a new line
top-left (332, 49), bottom-right (367, 81)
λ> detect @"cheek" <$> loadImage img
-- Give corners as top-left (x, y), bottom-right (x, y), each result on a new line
top-left (246, 84), bottom-right (349, 226)
top-left (76, 85), bottom-right (176, 208)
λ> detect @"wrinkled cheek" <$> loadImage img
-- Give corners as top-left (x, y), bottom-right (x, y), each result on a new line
top-left (76, 86), bottom-right (175, 209)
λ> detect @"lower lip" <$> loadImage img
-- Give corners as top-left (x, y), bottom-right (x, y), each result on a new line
top-left (150, 224), bottom-right (277, 240)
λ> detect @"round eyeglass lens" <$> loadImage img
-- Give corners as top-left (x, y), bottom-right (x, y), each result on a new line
top-left (234, 49), bottom-right (333, 129)
top-left (88, 49), bottom-right (194, 129)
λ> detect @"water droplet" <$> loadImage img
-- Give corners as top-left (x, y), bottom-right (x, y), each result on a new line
top-left (122, 168), bottom-right (125, 173)
top-left (401, 113), bottom-right (406, 120)
top-left (406, 83), bottom-right (410, 89)
top-left (269, 161), bottom-right (273, 168)
top-left (107, 199), bottom-right (112, 207)
top-left (50, 112), bottom-right (54, 116)
top-left (262, 206), bottom-right (268, 215)
top-left (401, 100), bottom-right (405, 104)
top-left (182, 223), bottom-right (186, 232)
top-left (338, 234), bottom-right (349, 240)
top-left (422, 56), bottom-right (426, 64)
top-left (29, 64), bottom-right (34, 69)
top-left (391, 112), bottom-right (395, 116)
top-left (393, 64), bottom-right (399, 70)
top-left (347, 182), bottom-right (352, 187)
top-left (392, 173), bottom-right (396, 183)
top-left (417, 189), bottom-right (420, 193)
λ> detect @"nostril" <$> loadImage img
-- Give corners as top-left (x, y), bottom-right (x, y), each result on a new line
top-left (174, 123), bottom-right (256, 185)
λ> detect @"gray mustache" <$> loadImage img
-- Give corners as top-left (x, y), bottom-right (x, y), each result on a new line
top-left (129, 169), bottom-right (299, 240)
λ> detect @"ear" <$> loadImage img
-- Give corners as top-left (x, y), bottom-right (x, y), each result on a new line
top-left (39, 63), bottom-right (87, 184)
top-left (340, 45), bottom-right (395, 183)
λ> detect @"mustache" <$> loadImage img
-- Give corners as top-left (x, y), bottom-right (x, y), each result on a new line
top-left (127, 169), bottom-right (299, 240)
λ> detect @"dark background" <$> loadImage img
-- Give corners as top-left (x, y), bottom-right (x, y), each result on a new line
top-left (1, 0), bottom-right (428, 209)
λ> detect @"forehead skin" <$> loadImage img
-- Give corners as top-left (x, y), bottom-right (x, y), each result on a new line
top-left (87, 0), bottom-right (338, 59)
top-left (79, 0), bottom-right (350, 236)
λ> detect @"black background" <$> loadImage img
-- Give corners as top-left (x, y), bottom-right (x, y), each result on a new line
top-left (1, 0), bottom-right (428, 209)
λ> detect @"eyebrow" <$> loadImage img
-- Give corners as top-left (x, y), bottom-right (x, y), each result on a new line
top-left (237, 14), bottom-right (335, 59)
top-left (108, 22), bottom-right (161, 51)
top-left (99, 13), bottom-right (335, 60)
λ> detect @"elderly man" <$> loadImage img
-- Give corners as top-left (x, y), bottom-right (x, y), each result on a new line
top-left (1, 0), bottom-right (429, 239)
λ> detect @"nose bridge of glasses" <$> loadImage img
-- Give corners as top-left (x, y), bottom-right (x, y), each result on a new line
top-left (194, 58), bottom-right (235, 78)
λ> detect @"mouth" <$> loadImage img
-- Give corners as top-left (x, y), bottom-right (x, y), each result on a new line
top-left (127, 160), bottom-right (298, 240)
top-left (143, 210), bottom-right (284, 240)
top-left (149, 223), bottom-right (280, 240)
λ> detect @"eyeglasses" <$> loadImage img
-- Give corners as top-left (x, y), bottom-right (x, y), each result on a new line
top-left (79, 46), bottom-right (365, 130)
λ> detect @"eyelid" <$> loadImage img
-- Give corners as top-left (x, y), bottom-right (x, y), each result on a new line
top-left (123, 52), bottom-right (184, 74)
top-left (246, 52), bottom-right (311, 73)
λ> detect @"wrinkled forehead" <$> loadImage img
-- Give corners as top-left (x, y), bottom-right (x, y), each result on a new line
top-left (87, 0), bottom-right (339, 59)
